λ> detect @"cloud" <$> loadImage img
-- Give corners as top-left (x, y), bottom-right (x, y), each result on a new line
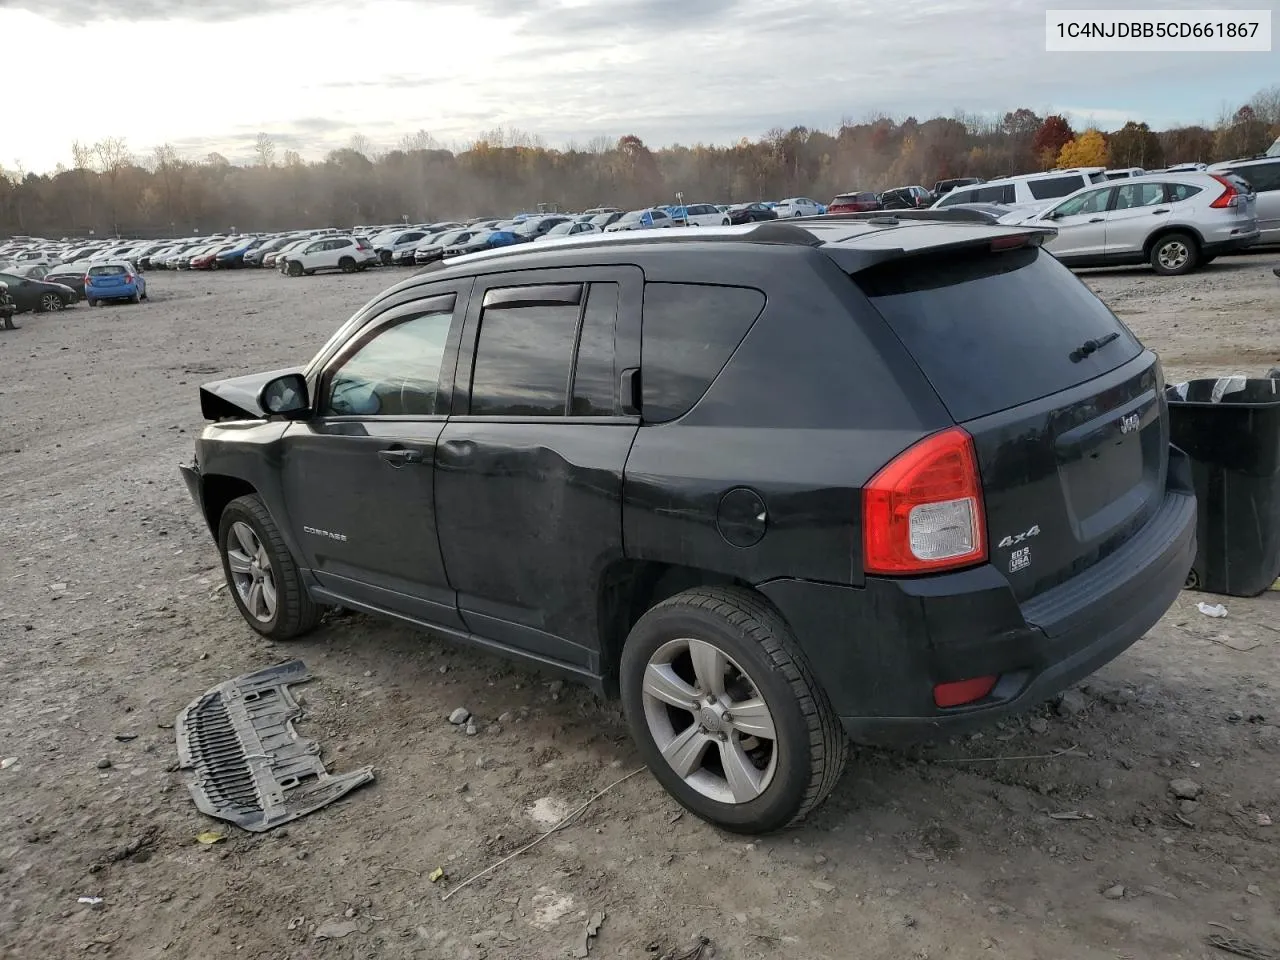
top-left (6, 0), bottom-right (1277, 174)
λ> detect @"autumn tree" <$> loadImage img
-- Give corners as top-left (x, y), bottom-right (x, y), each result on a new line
top-left (1107, 121), bottom-right (1163, 168)
top-left (1032, 115), bottom-right (1075, 169)
top-left (1057, 129), bottom-right (1109, 168)
top-left (1213, 104), bottom-right (1271, 161)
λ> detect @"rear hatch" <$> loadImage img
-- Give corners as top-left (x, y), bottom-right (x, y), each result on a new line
top-left (89, 265), bottom-right (128, 287)
top-left (856, 242), bottom-right (1165, 603)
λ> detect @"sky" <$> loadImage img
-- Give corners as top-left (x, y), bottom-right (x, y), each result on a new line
top-left (2, 0), bottom-right (1275, 174)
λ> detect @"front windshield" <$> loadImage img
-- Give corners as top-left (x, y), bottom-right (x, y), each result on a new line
top-left (546, 222), bottom-right (574, 236)
top-left (619, 210), bottom-right (642, 222)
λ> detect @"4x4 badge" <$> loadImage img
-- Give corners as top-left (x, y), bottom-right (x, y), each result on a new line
top-left (998, 525), bottom-right (1040, 549)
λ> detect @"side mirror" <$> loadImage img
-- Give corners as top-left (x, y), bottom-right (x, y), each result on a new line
top-left (259, 373), bottom-right (310, 418)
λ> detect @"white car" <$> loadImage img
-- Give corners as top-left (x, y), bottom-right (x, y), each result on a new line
top-left (605, 208), bottom-right (676, 231)
top-left (674, 203), bottom-right (731, 226)
top-left (935, 168), bottom-right (1108, 208)
top-left (772, 197), bottom-right (823, 218)
top-left (537, 221), bottom-right (602, 240)
top-left (279, 236), bottom-right (377, 276)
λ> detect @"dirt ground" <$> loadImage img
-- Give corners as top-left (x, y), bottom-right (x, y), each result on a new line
top-left (2, 252), bottom-right (1280, 960)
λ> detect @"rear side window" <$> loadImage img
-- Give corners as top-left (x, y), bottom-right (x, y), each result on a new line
top-left (571, 283), bottom-right (619, 416)
top-left (857, 246), bottom-right (1142, 422)
top-left (1167, 183), bottom-right (1203, 202)
top-left (1230, 161), bottom-right (1280, 193)
top-left (973, 184), bottom-right (1015, 204)
top-left (1028, 175), bottom-right (1086, 200)
top-left (89, 265), bottom-right (126, 275)
top-left (470, 292), bottom-right (582, 417)
top-left (641, 283), bottom-right (766, 423)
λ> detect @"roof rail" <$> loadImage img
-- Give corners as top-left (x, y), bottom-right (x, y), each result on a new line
top-left (816, 208), bottom-right (1003, 225)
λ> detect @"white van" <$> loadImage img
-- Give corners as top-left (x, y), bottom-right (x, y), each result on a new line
top-left (933, 168), bottom-right (1108, 208)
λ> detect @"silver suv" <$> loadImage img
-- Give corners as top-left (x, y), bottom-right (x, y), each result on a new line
top-left (999, 172), bottom-right (1258, 275)
top-left (1208, 156), bottom-right (1280, 245)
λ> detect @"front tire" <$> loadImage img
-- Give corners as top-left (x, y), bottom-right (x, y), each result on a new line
top-left (1150, 232), bottom-right (1198, 276)
top-left (286, 260), bottom-right (303, 277)
top-left (217, 494), bottom-right (321, 641)
top-left (620, 586), bottom-right (847, 834)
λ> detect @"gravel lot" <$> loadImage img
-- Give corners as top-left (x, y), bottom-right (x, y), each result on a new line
top-left (3, 254), bottom-right (1280, 960)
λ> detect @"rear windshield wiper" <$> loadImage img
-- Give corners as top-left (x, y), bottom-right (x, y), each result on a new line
top-left (1070, 331), bottom-right (1119, 363)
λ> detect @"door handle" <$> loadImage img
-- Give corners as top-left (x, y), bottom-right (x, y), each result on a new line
top-left (1152, 208), bottom-right (1169, 214)
top-left (1088, 217), bottom-right (1104, 223)
top-left (378, 447), bottom-right (423, 466)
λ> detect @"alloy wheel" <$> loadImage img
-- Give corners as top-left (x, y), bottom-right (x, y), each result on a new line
top-left (641, 637), bottom-right (778, 804)
top-left (41, 293), bottom-right (64, 312)
top-left (225, 521), bottom-right (278, 623)
top-left (1158, 240), bottom-right (1189, 272)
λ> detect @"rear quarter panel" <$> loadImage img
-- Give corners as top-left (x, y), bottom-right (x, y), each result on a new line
top-left (622, 247), bottom-right (952, 587)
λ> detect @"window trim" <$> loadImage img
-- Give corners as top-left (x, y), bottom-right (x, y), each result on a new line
top-left (313, 292), bottom-right (462, 421)
top-left (451, 266), bottom-right (644, 423)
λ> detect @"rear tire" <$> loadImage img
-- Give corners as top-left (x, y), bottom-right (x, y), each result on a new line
top-left (87, 299), bottom-right (98, 307)
top-left (620, 586), bottom-right (847, 834)
top-left (217, 494), bottom-right (321, 641)
top-left (129, 291), bottom-right (141, 304)
top-left (339, 257), bottom-right (357, 273)
top-left (1150, 232), bottom-right (1198, 276)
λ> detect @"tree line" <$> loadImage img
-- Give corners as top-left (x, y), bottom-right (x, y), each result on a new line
top-left (2, 85), bottom-right (1276, 239)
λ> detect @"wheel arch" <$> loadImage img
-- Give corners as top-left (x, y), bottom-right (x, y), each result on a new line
top-left (1143, 224), bottom-right (1204, 259)
top-left (201, 473), bottom-right (258, 536)
top-left (595, 559), bottom-right (758, 698)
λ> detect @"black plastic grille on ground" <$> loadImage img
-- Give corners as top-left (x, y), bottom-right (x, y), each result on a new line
top-left (175, 659), bottom-right (374, 832)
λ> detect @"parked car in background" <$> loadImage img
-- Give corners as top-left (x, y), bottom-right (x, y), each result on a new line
top-left (279, 236), bottom-right (378, 276)
top-left (937, 168), bottom-right (1108, 208)
top-left (670, 203), bottom-right (732, 226)
top-left (999, 172), bottom-right (1258, 274)
top-left (5, 263), bottom-right (50, 280)
top-left (215, 236), bottom-right (267, 269)
top-left (43, 262), bottom-right (91, 297)
top-left (727, 202), bottom-right (778, 224)
top-left (932, 177), bottom-right (983, 195)
top-left (191, 242), bottom-right (243, 270)
top-left (605, 208), bottom-right (676, 231)
top-left (85, 261), bottom-right (147, 305)
top-left (588, 212), bottom-right (624, 229)
top-left (826, 192), bottom-right (882, 214)
top-left (264, 239), bottom-right (312, 270)
top-left (1209, 154), bottom-right (1280, 244)
top-left (245, 235), bottom-right (302, 267)
top-left (773, 197), bottom-right (825, 218)
top-left (0, 271), bottom-right (77, 312)
top-left (393, 231), bottom-right (447, 265)
top-left (413, 229), bottom-right (476, 265)
top-left (443, 229), bottom-right (529, 257)
top-left (375, 230), bottom-right (430, 265)
top-left (515, 216), bottom-right (573, 239)
top-left (1103, 168), bottom-right (1147, 180)
top-left (880, 186), bottom-right (934, 209)
top-left (538, 221), bottom-right (602, 240)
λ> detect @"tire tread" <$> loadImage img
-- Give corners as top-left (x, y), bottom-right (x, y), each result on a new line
top-left (222, 494), bottom-right (321, 640)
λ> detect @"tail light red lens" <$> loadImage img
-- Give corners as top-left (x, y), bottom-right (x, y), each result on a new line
top-left (125, 274), bottom-right (134, 284)
top-left (863, 426), bottom-right (987, 575)
top-left (83, 274), bottom-right (91, 287)
top-left (1208, 174), bottom-right (1241, 209)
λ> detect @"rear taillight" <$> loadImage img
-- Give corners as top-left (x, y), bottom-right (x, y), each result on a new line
top-left (83, 274), bottom-right (91, 287)
top-left (1209, 174), bottom-right (1241, 208)
top-left (863, 426), bottom-right (987, 575)
top-left (125, 274), bottom-right (134, 283)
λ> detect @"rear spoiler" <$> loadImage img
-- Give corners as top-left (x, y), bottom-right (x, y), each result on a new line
top-left (819, 225), bottom-right (1057, 274)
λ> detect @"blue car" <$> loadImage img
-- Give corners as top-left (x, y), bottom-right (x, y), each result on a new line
top-left (214, 236), bottom-right (266, 269)
top-left (85, 261), bottom-right (147, 305)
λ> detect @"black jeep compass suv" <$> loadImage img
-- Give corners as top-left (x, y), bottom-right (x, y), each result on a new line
top-left (181, 214), bottom-right (1196, 833)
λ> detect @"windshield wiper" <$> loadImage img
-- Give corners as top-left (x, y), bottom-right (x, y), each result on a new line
top-left (1070, 331), bottom-right (1119, 363)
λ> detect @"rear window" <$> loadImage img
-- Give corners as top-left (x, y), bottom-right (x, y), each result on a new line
top-left (857, 246), bottom-right (1142, 422)
top-left (89, 265), bottom-right (127, 276)
top-left (1028, 175), bottom-right (1086, 200)
top-left (641, 283), bottom-right (766, 423)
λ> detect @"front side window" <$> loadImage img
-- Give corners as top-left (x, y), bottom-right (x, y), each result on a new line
top-left (1050, 188), bottom-right (1112, 218)
top-left (323, 307), bottom-right (455, 417)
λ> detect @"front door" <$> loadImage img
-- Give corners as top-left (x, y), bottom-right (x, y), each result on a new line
top-left (279, 285), bottom-right (471, 629)
top-left (1040, 186), bottom-right (1114, 260)
top-left (434, 267), bottom-right (643, 672)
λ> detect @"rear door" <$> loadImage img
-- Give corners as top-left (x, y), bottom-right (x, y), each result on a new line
top-left (1224, 160), bottom-right (1280, 239)
top-left (434, 266), bottom-right (642, 671)
top-left (1103, 181), bottom-right (1172, 256)
top-left (856, 244), bottom-right (1163, 603)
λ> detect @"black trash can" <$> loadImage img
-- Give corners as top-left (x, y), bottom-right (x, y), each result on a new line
top-left (1166, 376), bottom-right (1280, 597)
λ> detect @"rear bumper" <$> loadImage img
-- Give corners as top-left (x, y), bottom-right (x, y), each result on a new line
top-left (1203, 229), bottom-right (1260, 256)
top-left (759, 457), bottom-right (1196, 745)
